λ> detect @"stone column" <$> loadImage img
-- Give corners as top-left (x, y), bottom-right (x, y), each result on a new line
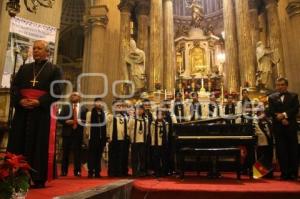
top-left (249, 0), bottom-right (260, 70)
top-left (136, 1), bottom-right (150, 88)
top-left (82, 7), bottom-right (91, 93)
top-left (235, 0), bottom-right (256, 87)
top-left (286, 0), bottom-right (300, 89)
top-left (82, 2), bottom-right (108, 96)
top-left (264, 0), bottom-right (285, 77)
top-left (149, 0), bottom-right (164, 91)
top-left (163, 0), bottom-right (175, 91)
top-left (258, 12), bottom-right (268, 46)
top-left (118, 1), bottom-right (134, 82)
top-left (223, 0), bottom-right (240, 92)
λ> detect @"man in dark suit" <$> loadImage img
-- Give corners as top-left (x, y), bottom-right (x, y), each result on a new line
top-left (59, 92), bottom-right (88, 177)
top-left (268, 78), bottom-right (299, 180)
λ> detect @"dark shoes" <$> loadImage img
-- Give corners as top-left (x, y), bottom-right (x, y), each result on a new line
top-left (31, 182), bottom-right (45, 189)
top-left (74, 171), bottom-right (81, 177)
top-left (280, 174), bottom-right (298, 181)
top-left (88, 172), bottom-right (101, 178)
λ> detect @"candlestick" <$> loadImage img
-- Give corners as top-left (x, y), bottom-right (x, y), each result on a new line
top-left (239, 86), bottom-right (243, 100)
top-left (174, 89), bottom-right (176, 100)
top-left (164, 89), bottom-right (167, 100)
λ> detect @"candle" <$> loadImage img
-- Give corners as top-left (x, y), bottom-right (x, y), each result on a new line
top-left (221, 84), bottom-right (224, 105)
top-left (174, 88), bottom-right (176, 100)
top-left (130, 22), bottom-right (134, 35)
top-left (179, 64), bottom-right (182, 75)
top-left (201, 78), bottom-right (204, 88)
top-left (182, 91), bottom-right (185, 101)
top-left (240, 86), bottom-right (243, 100)
top-left (165, 89), bottom-right (167, 100)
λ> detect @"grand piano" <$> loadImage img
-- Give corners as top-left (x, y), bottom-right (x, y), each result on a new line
top-left (173, 118), bottom-right (257, 178)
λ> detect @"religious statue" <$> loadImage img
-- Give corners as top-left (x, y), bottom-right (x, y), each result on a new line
top-left (186, 0), bottom-right (204, 28)
top-left (125, 38), bottom-right (146, 94)
top-left (256, 41), bottom-right (276, 90)
top-left (190, 47), bottom-right (207, 76)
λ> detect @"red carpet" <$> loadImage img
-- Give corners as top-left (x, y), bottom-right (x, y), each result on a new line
top-left (26, 168), bottom-right (300, 199)
top-left (131, 173), bottom-right (300, 199)
top-left (26, 165), bottom-right (120, 199)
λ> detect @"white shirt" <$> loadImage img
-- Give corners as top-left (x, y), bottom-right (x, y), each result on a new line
top-left (150, 121), bottom-right (169, 146)
top-left (107, 114), bottom-right (128, 141)
top-left (128, 117), bottom-right (148, 143)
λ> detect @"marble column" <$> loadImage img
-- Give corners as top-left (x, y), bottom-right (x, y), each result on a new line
top-left (118, 1), bottom-right (134, 82)
top-left (136, 1), bottom-right (150, 89)
top-left (249, 0), bottom-right (260, 70)
top-left (163, 0), bottom-right (175, 91)
top-left (286, 0), bottom-right (300, 88)
top-left (149, 0), bottom-right (164, 91)
top-left (82, 8), bottom-right (91, 94)
top-left (264, 0), bottom-right (285, 77)
top-left (258, 12), bottom-right (268, 46)
top-left (82, 3), bottom-right (108, 96)
top-left (235, 0), bottom-right (256, 87)
top-left (223, 0), bottom-right (240, 92)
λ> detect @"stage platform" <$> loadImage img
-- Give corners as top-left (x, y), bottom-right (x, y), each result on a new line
top-left (26, 171), bottom-right (300, 199)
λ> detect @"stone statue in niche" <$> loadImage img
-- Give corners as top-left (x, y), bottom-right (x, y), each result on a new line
top-left (186, 0), bottom-right (204, 28)
top-left (125, 38), bottom-right (146, 94)
top-left (256, 41), bottom-right (277, 90)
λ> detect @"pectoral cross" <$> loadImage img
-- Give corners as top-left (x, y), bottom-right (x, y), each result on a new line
top-left (30, 78), bottom-right (39, 87)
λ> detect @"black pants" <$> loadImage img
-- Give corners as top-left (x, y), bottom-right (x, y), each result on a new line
top-left (87, 140), bottom-right (105, 176)
top-left (108, 140), bottom-right (129, 177)
top-left (274, 126), bottom-right (298, 177)
top-left (131, 143), bottom-right (146, 176)
top-left (61, 131), bottom-right (83, 175)
top-left (151, 146), bottom-right (167, 177)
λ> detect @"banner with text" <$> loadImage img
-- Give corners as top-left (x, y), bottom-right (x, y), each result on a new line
top-left (1, 17), bottom-right (57, 88)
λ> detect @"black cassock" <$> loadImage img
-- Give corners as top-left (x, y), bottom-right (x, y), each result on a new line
top-left (7, 60), bottom-right (63, 184)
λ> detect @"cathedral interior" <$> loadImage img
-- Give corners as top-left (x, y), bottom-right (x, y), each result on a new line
top-left (0, 1), bottom-right (300, 198)
top-left (0, 0), bottom-right (300, 143)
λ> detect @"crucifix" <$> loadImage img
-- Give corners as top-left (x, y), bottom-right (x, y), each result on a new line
top-left (30, 78), bottom-right (39, 87)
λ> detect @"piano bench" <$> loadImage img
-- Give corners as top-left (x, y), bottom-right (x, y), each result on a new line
top-left (178, 147), bottom-right (241, 180)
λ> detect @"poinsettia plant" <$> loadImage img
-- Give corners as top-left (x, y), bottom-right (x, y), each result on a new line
top-left (0, 152), bottom-right (31, 199)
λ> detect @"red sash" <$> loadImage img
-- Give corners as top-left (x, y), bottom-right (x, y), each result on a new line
top-left (20, 89), bottom-right (56, 182)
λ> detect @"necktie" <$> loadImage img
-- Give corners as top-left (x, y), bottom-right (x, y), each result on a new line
top-left (139, 120), bottom-right (143, 132)
top-left (155, 124), bottom-right (159, 146)
top-left (72, 104), bottom-right (78, 129)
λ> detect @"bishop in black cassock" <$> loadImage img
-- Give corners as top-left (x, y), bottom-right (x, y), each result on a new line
top-left (7, 40), bottom-right (63, 188)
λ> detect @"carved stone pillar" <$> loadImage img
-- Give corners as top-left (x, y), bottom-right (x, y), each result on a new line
top-left (118, 1), bottom-right (134, 82)
top-left (286, 0), bottom-right (300, 88)
top-left (264, 0), bottom-right (285, 77)
top-left (258, 12), bottom-right (268, 46)
top-left (82, 3), bottom-right (108, 96)
top-left (149, 0), bottom-right (164, 91)
top-left (163, 0), bottom-right (175, 91)
top-left (235, 0), bottom-right (256, 87)
top-left (136, 1), bottom-right (150, 89)
top-left (82, 15), bottom-right (91, 93)
top-left (223, 0), bottom-right (240, 91)
top-left (249, 0), bottom-right (259, 69)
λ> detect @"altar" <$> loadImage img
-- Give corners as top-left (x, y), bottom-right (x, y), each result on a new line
top-left (174, 25), bottom-right (224, 98)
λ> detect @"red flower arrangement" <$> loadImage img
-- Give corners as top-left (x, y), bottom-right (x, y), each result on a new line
top-left (0, 152), bottom-right (31, 199)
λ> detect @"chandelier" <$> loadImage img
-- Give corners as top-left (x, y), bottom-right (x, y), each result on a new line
top-left (6, 0), bottom-right (55, 17)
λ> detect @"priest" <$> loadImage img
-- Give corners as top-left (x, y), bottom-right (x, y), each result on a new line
top-left (7, 40), bottom-right (63, 188)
